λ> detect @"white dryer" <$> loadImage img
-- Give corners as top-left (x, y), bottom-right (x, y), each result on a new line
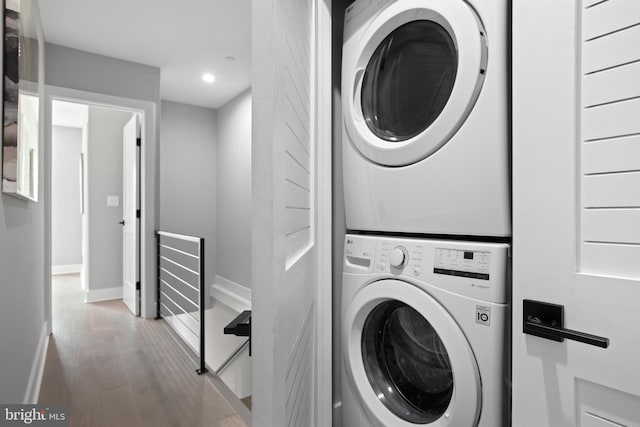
top-left (342, 0), bottom-right (511, 237)
top-left (341, 234), bottom-right (510, 426)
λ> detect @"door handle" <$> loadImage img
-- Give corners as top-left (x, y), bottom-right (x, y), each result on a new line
top-left (119, 220), bottom-right (125, 225)
top-left (523, 299), bottom-right (609, 349)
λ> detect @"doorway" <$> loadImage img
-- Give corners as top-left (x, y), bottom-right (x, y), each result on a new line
top-left (45, 86), bottom-right (158, 338)
top-left (50, 98), bottom-right (140, 318)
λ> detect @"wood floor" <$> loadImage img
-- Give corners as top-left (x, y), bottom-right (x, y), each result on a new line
top-left (39, 274), bottom-right (249, 427)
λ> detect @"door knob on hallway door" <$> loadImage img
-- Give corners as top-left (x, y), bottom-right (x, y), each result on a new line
top-left (119, 220), bottom-right (125, 225)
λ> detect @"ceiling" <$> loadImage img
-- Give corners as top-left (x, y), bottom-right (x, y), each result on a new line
top-left (37, 0), bottom-right (251, 109)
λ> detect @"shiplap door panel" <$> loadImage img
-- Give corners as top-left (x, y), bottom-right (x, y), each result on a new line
top-left (582, 173), bottom-right (640, 207)
top-left (583, 24), bottom-right (640, 73)
top-left (583, 0), bottom-right (640, 40)
top-left (582, 210), bottom-right (640, 243)
top-left (583, 98), bottom-right (640, 141)
top-left (252, 0), bottom-right (329, 426)
top-left (582, 61), bottom-right (640, 106)
top-left (582, 135), bottom-right (640, 173)
top-left (513, 0), bottom-right (640, 425)
top-left (581, 0), bottom-right (640, 279)
top-left (584, 0), bottom-right (605, 8)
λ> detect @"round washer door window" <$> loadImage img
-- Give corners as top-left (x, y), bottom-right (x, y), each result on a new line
top-left (361, 20), bottom-right (458, 143)
top-left (362, 300), bottom-right (453, 423)
top-left (342, 0), bottom-right (486, 166)
top-left (343, 279), bottom-right (481, 426)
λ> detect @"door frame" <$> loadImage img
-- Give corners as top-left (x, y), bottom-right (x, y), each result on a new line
top-left (44, 84), bottom-right (158, 334)
top-left (314, 0), bottom-right (333, 424)
top-left (122, 113), bottom-right (141, 316)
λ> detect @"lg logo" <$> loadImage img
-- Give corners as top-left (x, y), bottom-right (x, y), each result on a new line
top-left (476, 306), bottom-right (491, 326)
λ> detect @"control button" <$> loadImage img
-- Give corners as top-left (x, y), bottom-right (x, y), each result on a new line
top-left (390, 247), bottom-right (408, 269)
top-left (380, 261), bottom-right (387, 270)
top-left (413, 268), bottom-right (420, 277)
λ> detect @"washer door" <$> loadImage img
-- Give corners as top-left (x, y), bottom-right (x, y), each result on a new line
top-left (343, 279), bottom-right (481, 426)
top-left (343, 0), bottom-right (486, 166)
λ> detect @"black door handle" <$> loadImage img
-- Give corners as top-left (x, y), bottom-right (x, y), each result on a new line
top-left (523, 300), bottom-right (609, 349)
top-left (119, 220), bottom-right (125, 225)
top-left (524, 318), bottom-right (609, 348)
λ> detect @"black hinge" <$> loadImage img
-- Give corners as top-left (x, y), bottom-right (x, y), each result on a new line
top-left (136, 209), bottom-right (141, 218)
top-left (136, 137), bottom-right (141, 147)
top-left (136, 281), bottom-right (141, 291)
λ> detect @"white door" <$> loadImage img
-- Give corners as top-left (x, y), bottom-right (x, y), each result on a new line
top-left (252, 0), bottom-right (331, 426)
top-left (513, 1), bottom-right (640, 426)
top-left (122, 114), bottom-right (139, 316)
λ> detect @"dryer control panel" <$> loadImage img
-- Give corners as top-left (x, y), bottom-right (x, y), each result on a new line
top-left (344, 234), bottom-right (510, 304)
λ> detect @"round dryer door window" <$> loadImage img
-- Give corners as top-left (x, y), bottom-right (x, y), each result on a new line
top-left (361, 21), bottom-right (458, 143)
top-left (342, 0), bottom-right (487, 166)
top-left (343, 279), bottom-right (481, 426)
top-left (361, 300), bottom-right (453, 424)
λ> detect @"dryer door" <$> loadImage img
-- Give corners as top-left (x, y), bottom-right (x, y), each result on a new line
top-left (343, 0), bottom-right (487, 166)
top-left (343, 279), bottom-right (481, 426)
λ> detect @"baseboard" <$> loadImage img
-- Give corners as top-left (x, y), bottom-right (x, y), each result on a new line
top-left (211, 276), bottom-right (252, 312)
top-left (23, 322), bottom-right (49, 404)
top-left (52, 264), bottom-right (82, 275)
top-left (85, 286), bottom-right (122, 303)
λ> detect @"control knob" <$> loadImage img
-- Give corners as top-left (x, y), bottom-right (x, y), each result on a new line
top-left (390, 246), bottom-right (408, 269)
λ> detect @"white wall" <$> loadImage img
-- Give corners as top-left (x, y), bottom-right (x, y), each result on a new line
top-left (0, 0), bottom-right (47, 404)
top-left (159, 100), bottom-right (217, 287)
top-left (216, 89), bottom-right (252, 288)
top-left (45, 44), bottom-right (160, 104)
top-left (86, 106), bottom-right (133, 291)
top-left (51, 126), bottom-right (82, 269)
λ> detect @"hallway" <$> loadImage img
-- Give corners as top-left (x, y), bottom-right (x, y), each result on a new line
top-left (38, 275), bottom-right (248, 427)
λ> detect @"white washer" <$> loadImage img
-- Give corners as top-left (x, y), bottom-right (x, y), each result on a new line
top-left (342, 0), bottom-right (510, 237)
top-left (341, 234), bottom-right (510, 426)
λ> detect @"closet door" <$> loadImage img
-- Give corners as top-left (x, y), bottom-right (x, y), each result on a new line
top-left (252, 0), bottom-right (331, 426)
top-left (512, 0), bottom-right (640, 425)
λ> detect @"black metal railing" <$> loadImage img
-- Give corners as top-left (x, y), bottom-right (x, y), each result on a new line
top-left (156, 231), bottom-right (207, 374)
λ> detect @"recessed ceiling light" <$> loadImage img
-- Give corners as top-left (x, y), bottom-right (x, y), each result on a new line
top-left (202, 73), bottom-right (215, 83)
top-left (225, 56), bottom-right (236, 62)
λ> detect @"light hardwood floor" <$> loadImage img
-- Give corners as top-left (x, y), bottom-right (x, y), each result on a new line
top-left (39, 274), bottom-right (249, 427)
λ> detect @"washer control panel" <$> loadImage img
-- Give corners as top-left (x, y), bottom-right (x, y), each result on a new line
top-left (434, 248), bottom-right (490, 280)
top-left (344, 234), bottom-right (510, 304)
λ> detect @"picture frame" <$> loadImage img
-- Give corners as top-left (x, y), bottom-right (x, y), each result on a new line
top-left (2, 0), bottom-right (40, 201)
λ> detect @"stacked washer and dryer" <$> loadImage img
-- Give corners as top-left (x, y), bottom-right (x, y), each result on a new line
top-left (340, 0), bottom-right (511, 426)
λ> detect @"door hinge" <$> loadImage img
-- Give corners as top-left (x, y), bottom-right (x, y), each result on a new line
top-left (136, 209), bottom-right (141, 218)
top-left (136, 137), bottom-right (141, 147)
top-left (136, 281), bottom-right (141, 291)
